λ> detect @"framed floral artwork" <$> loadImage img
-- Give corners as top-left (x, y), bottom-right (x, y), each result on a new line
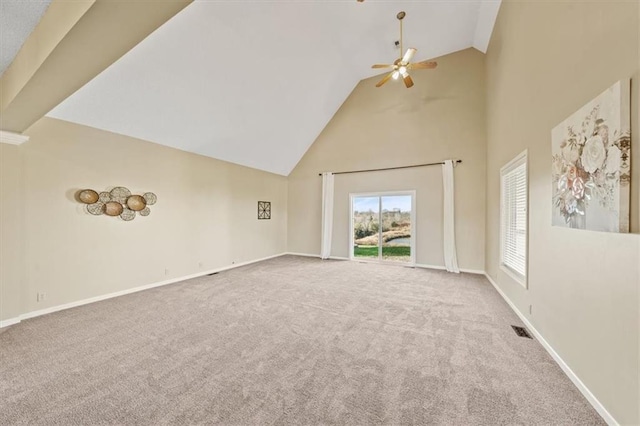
top-left (551, 80), bottom-right (631, 232)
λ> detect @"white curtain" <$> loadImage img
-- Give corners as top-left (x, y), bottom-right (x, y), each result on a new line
top-left (442, 160), bottom-right (460, 273)
top-left (320, 172), bottom-right (335, 260)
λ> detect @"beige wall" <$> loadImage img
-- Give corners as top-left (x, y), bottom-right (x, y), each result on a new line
top-left (485, 1), bottom-right (640, 424)
top-left (0, 144), bottom-right (24, 322)
top-left (288, 48), bottom-right (487, 271)
top-left (0, 117), bottom-right (287, 321)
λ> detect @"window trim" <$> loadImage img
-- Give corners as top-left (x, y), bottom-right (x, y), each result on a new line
top-left (499, 150), bottom-right (528, 289)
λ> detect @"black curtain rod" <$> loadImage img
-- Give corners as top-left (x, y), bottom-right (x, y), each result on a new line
top-left (318, 160), bottom-right (461, 176)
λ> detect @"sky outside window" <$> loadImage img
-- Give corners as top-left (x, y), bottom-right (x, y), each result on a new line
top-left (354, 196), bottom-right (411, 212)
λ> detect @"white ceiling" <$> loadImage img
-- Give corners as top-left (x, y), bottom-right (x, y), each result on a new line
top-left (47, 0), bottom-right (501, 176)
top-left (0, 0), bottom-right (52, 76)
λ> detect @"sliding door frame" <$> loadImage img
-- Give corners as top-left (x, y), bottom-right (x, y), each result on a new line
top-left (349, 190), bottom-right (416, 267)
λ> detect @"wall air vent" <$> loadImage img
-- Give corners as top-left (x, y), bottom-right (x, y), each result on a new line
top-left (511, 325), bottom-right (533, 339)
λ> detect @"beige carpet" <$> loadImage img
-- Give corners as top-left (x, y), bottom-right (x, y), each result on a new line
top-left (1, 255), bottom-right (603, 425)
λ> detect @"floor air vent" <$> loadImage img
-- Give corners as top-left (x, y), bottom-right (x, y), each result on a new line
top-left (511, 325), bottom-right (532, 339)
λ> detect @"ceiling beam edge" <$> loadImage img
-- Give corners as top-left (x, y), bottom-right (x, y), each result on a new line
top-left (0, 0), bottom-right (193, 133)
top-left (0, 0), bottom-right (96, 113)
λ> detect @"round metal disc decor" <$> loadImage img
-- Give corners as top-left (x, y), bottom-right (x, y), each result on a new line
top-left (104, 201), bottom-right (124, 217)
top-left (98, 192), bottom-right (111, 203)
top-left (143, 192), bottom-right (157, 205)
top-left (79, 189), bottom-right (99, 204)
top-left (86, 202), bottom-right (105, 215)
top-left (120, 207), bottom-right (136, 221)
top-left (126, 195), bottom-right (146, 211)
top-left (139, 207), bottom-right (151, 217)
top-left (110, 187), bottom-right (131, 204)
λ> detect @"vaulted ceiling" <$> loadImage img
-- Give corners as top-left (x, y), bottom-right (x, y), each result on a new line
top-left (45, 0), bottom-right (501, 176)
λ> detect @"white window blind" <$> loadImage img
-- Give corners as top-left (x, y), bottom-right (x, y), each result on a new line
top-left (500, 152), bottom-right (528, 285)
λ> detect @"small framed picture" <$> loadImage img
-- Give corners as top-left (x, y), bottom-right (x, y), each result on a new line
top-left (258, 201), bottom-right (271, 220)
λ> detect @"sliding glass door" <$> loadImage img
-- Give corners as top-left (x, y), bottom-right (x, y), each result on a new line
top-left (351, 191), bottom-right (415, 265)
top-left (352, 196), bottom-right (380, 260)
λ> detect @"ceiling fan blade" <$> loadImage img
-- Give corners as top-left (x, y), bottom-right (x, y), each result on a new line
top-left (403, 73), bottom-right (414, 88)
top-left (402, 48), bottom-right (417, 64)
top-left (375, 72), bottom-right (394, 88)
top-left (409, 61), bottom-right (438, 69)
top-left (371, 64), bottom-right (393, 69)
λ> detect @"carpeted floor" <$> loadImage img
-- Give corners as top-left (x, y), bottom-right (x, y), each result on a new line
top-left (0, 255), bottom-right (603, 425)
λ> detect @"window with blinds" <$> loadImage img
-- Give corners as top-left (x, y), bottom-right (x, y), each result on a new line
top-left (500, 151), bottom-right (528, 286)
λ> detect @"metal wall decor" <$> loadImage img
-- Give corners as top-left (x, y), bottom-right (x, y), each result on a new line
top-left (77, 187), bottom-right (157, 221)
top-left (104, 201), bottom-right (123, 217)
top-left (126, 195), bottom-right (146, 211)
top-left (78, 189), bottom-right (99, 204)
top-left (258, 201), bottom-right (271, 220)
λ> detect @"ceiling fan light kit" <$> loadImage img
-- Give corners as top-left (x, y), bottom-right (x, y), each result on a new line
top-left (371, 11), bottom-right (438, 89)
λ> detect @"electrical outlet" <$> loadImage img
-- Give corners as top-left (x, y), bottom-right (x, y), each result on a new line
top-left (37, 292), bottom-right (46, 302)
top-left (529, 304), bottom-right (532, 315)
top-left (198, 262), bottom-right (203, 268)
top-left (164, 268), bottom-right (170, 276)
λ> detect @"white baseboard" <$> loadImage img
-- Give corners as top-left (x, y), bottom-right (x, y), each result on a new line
top-left (285, 252), bottom-right (349, 261)
top-left (0, 317), bottom-right (21, 328)
top-left (460, 268), bottom-right (485, 274)
top-left (2, 253), bottom-right (288, 328)
top-left (483, 273), bottom-right (617, 426)
top-left (414, 263), bottom-right (485, 275)
top-left (415, 263), bottom-right (447, 271)
top-left (285, 252), bottom-right (319, 258)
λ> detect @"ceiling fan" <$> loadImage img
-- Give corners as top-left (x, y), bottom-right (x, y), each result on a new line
top-left (371, 11), bottom-right (438, 88)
